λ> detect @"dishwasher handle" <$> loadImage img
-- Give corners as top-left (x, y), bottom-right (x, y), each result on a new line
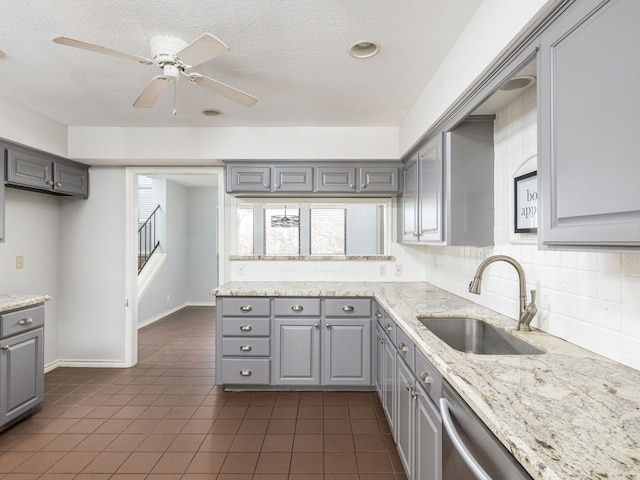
top-left (439, 398), bottom-right (493, 480)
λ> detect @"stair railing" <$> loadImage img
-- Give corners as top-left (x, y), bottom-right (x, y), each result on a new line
top-left (138, 205), bottom-right (161, 273)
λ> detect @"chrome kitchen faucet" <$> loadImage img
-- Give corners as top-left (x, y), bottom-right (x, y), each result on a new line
top-left (469, 255), bottom-right (538, 331)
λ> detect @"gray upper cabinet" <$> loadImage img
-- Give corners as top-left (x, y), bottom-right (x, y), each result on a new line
top-left (359, 166), bottom-right (399, 193)
top-left (316, 167), bottom-right (357, 193)
top-left (225, 161), bottom-right (400, 196)
top-left (400, 116), bottom-right (494, 246)
top-left (539, 0), bottom-right (640, 248)
top-left (5, 146), bottom-right (89, 198)
top-left (226, 165), bottom-right (271, 193)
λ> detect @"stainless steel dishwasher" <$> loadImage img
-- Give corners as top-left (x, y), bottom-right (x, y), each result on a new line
top-left (439, 381), bottom-right (533, 480)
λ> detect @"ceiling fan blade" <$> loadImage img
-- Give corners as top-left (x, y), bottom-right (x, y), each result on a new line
top-left (53, 36), bottom-right (153, 65)
top-left (176, 33), bottom-right (229, 67)
top-left (190, 73), bottom-right (258, 107)
top-left (133, 76), bottom-right (170, 108)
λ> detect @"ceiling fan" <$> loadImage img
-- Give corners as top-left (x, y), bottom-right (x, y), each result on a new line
top-left (53, 33), bottom-right (258, 109)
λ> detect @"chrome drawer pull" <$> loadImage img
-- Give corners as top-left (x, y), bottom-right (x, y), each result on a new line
top-left (291, 305), bottom-right (304, 312)
top-left (19, 317), bottom-right (33, 326)
top-left (240, 325), bottom-right (253, 332)
top-left (398, 342), bottom-right (408, 352)
top-left (375, 311), bottom-right (382, 318)
top-left (240, 305), bottom-right (253, 312)
top-left (240, 369), bottom-right (252, 377)
top-left (240, 345), bottom-right (252, 352)
top-left (342, 305), bottom-right (354, 313)
top-left (420, 371), bottom-right (433, 384)
top-left (385, 323), bottom-right (393, 332)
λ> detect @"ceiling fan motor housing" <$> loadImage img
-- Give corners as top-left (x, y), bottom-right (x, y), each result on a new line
top-left (149, 35), bottom-right (188, 66)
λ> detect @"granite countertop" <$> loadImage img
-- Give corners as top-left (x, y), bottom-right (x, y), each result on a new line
top-left (212, 281), bottom-right (640, 480)
top-left (0, 294), bottom-right (50, 314)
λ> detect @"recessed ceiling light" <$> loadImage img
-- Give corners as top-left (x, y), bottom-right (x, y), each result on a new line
top-left (202, 109), bottom-right (223, 117)
top-left (500, 75), bottom-right (536, 91)
top-left (348, 41), bottom-right (380, 59)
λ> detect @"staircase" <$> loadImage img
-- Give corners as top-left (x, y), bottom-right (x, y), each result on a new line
top-left (138, 205), bottom-right (160, 274)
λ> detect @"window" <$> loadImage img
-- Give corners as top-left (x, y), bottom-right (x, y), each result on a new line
top-left (310, 207), bottom-right (346, 255)
top-left (235, 201), bottom-right (388, 256)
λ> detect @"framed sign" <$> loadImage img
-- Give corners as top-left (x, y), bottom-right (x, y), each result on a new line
top-left (514, 171), bottom-right (537, 233)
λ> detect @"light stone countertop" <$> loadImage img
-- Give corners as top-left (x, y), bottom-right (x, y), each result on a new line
top-left (0, 294), bottom-right (50, 314)
top-left (212, 281), bottom-right (640, 480)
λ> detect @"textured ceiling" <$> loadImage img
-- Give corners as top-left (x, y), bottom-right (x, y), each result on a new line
top-left (0, 0), bottom-right (483, 128)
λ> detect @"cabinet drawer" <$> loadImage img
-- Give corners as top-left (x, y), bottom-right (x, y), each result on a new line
top-left (222, 358), bottom-right (270, 385)
top-left (222, 318), bottom-right (270, 336)
top-left (221, 298), bottom-right (270, 316)
top-left (396, 327), bottom-right (415, 370)
top-left (222, 338), bottom-right (270, 357)
top-left (274, 298), bottom-right (321, 317)
top-left (1, 305), bottom-right (45, 338)
top-left (415, 350), bottom-right (442, 402)
top-left (324, 298), bottom-right (371, 317)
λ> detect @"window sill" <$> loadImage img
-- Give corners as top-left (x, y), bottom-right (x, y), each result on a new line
top-left (229, 255), bottom-right (395, 261)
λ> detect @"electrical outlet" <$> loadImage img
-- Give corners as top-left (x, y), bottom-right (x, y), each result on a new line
top-left (16, 256), bottom-right (24, 269)
top-left (378, 265), bottom-right (386, 276)
top-left (395, 264), bottom-right (402, 276)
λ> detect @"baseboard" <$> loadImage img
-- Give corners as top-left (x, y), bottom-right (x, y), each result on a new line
top-left (137, 301), bottom-right (216, 329)
top-left (47, 359), bottom-right (130, 369)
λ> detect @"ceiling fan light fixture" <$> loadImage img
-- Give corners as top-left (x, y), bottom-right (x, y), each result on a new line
top-left (348, 40), bottom-right (380, 59)
top-left (202, 109), bottom-right (223, 117)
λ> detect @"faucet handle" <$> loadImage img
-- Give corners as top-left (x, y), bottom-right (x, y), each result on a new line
top-left (530, 289), bottom-right (537, 304)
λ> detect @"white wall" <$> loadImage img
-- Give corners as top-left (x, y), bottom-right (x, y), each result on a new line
top-left (0, 99), bottom-right (68, 368)
top-left (57, 167), bottom-right (127, 365)
top-left (187, 187), bottom-right (218, 303)
top-left (1, 189), bottom-right (61, 367)
top-left (68, 126), bottom-right (399, 163)
top-left (138, 180), bottom-right (189, 323)
top-left (400, 0), bottom-right (549, 154)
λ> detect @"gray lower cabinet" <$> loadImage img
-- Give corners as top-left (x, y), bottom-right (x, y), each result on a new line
top-left (400, 116), bottom-right (494, 246)
top-left (273, 318), bottom-right (321, 385)
top-left (415, 381), bottom-right (441, 480)
top-left (5, 146), bottom-right (89, 198)
top-left (538, 0), bottom-right (640, 248)
top-left (0, 304), bottom-right (45, 426)
top-left (322, 318), bottom-right (371, 386)
top-left (218, 297), bottom-right (271, 386)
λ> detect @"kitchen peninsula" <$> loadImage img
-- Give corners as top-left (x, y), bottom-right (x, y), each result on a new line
top-left (212, 281), bottom-right (640, 480)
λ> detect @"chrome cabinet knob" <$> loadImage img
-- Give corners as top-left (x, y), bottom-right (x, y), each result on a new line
top-left (19, 317), bottom-right (33, 326)
top-left (291, 305), bottom-right (304, 312)
top-left (1, 345), bottom-right (8, 351)
top-left (326, 323), bottom-right (332, 328)
top-left (398, 342), bottom-right (408, 352)
top-left (263, 183), bottom-right (270, 189)
top-left (240, 324), bottom-right (252, 332)
top-left (385, 323), bottom-right (393, 332)
top-left (240, 369), bottom-right (252, 377)
top-left (240, 345), bottom-right (252, 352)
top-left (275, 183), bottom-right (281, 189)
top-left (46, 180), bottom-right (54, 186)
top-left (240, 305), bottom-right (253, 312)
top-left (55, 182), bottom-right (62, 187)
top-left (375, 311), bottom-right (382, 318)
top-left (342, 305), bottom-right (354, 313)
top-left (420, 371), bottom-right (433, 384)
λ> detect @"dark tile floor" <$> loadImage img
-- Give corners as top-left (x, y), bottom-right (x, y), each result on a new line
top-left (0, 306), bottom-right (407, 479)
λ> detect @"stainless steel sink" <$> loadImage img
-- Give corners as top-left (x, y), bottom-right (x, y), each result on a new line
top-left (418, 317), bottom-right (544, 355)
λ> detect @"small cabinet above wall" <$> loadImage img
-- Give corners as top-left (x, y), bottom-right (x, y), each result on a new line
top-left (400, 115), bottom-right (495, 246)
top-left (538, 0), bottom-right (640, 249)
top-left (225, 161), bottom-right (400, 196)
top-left (4, 143), bottom-right (89, 198)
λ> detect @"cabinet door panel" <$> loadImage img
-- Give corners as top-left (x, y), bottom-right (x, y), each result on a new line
top-left (54, 163), bottom-right (88, 197)
top-left (227, 166), bottom-right (271, 192)
top-left (395, 357), bottom-right (414, 477)
top-left (401, 158), bottom-right (419, 242)
top-left (359, 166), bottom-right (399, 193)
top-left (382, 336), bottom-right (396, 429)
top-left (273, 167), bottom-right (313, 192)
top-left (540, 0), bottom-right (640, 246)
top-left (415, 384), bottom-right (442, 480)
top-left (0, 328), bottom-right (44, 424)
top-left (315, 167), bottom-right (356, 192)
top-left (418, 136), bottom-right (443, 242)
top-left (6, 149), bottom-right (52, 190)
top-left (322, 319), bottom-right (371, 386)
top-left (272, 319), bottom-right (320, 385)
